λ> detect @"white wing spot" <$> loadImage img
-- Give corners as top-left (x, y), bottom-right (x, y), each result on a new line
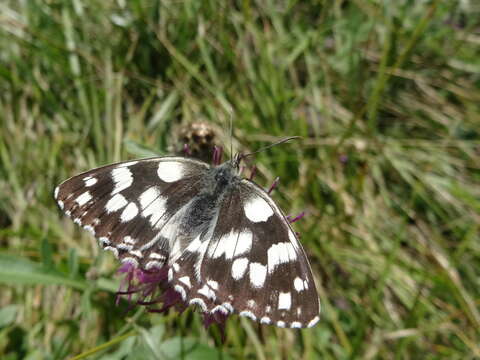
top-left (185, 234), bottom-right (202, 252)
top-left (178, 276), bottom-right (191, 288)
top-left (239, 311), bottom-right (256, 321)
top-left (307, 316), bottom-right (320, 328)
top-left (247, 299), bottom-right (256, 308)
top-left (207, 280), bottom-right (218, 290)
top-left (118, 243), bottom-right (133, 251)
top-left (210, 230), bottom-right (238, 259)
top-left (170, 232), bottom-right (183, 259)
top-left (157, 161), bottom-right (185, 182)
top-left (104, 246), bottom-right (119, 257)
top-left (304, 280), bottom-right (309, 290)
top-left (260, 316), bottom-right (271, 324)
top-left (278, 292), bottom-right (291, 310)
top-left (54, 187), bottom-right (59, 199)
top-left (231, 257), bottom-right (249, 280)
top-left (244, 196), bottom-right (274, 222)
top-left (84, 225), bottom-right (95, 235)
top-left (233, 229), bottom-right (253, 257)
top-left (189, 298), bottom-right (207, 312)
top-left (124, 236), bottom-right (136, 245)
top-left (145, 260), bottom-right (163, 270)
top-left (121, 257), bottom-right (139, 267)
top-left (193, 240), bottom-right (209, 280)
top-left (277, 321), bottom-right (286, 328)
top-left (139, 187), bottom-right (167, 226)
top-left (294, 277), bottom-right (305, 292)
top-left (290, 322), bottom-right (302, 328)
top-left (99, 237), bottom-right (110, 245)
top-left (139, 187), bottom-right (159, 209)
top-left (58, 200), bottom-right (64, 209)
top-left (222, 302), bottom-right (234, 313)
top-left (267, 242), bottom-right (297, 274)
top-left (111, 167), bottom-right (133, 195)
top-left (212, 305), bottom-right (229, 315)
top-left (149, 252), bottom-right (165, 260)
top-left (174, 285), bottom-right (187, 300)
top-left (84, 177), bottom-right (97, 187)
top-left (120, 202), bottom-right (139, 222)
top-left (198, 284), bottom-right (216, 300)
top-left (286, 242), bottom-right (297, 260)
top-left (249, 262), bottom-right (267, 288)
top-left (105, 193), bottom-right (128, 213)
top-left (130, 250), bottom-right (143, 258)
top-left (75, 191), bottom-right (92, 206)
top-left (211, 229), bottom-right (252, 260)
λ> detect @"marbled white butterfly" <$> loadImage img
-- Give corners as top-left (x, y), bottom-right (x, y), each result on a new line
top-left (54, 148), bottom-right (320, 329)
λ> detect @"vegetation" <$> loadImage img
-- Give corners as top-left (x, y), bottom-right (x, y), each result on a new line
top-left (0, 1), bottom-right (479, 358)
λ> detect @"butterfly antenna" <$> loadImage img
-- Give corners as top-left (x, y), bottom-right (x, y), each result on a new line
top-left (228, 107), bottom-right (234, 161)
top-left (242, 136), bottom-right (301, 159)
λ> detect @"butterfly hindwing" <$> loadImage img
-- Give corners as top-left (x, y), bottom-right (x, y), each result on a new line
top-left (169, 178), bottom-right (320, 328)
top-left (54, 157), bottom-right (210, 269)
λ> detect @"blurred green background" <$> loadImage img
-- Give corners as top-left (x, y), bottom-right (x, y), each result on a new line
top-left (1, 1), bottom-right (479, 359)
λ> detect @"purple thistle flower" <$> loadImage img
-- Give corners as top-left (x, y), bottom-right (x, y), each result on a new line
top-left (212, 146), bottom-right (223, 166)
top-left (267, 177), bottom-right (280, 194)
top-left (115, 262), bottom-right (228, 334)
top-left (183, 143), bottom-right (192, 156)
top-left (287, 212), bottom-right (305, 238)
top-left (287, 211), bottom-right (305, 224)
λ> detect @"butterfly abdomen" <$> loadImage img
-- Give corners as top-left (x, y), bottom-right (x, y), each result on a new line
top-left (183, 194), bottom-right (218, 229)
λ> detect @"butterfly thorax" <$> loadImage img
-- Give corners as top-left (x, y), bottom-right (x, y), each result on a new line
top-left (211, 161), bottom-right (240, 192)
top-left (180, 161), bottom-right (239, 236)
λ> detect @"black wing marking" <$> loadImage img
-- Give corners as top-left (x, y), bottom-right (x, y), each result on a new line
top-left (169, 179), bottom-right (320, 328)
top-left (54, 157), bottom-right (210, 269)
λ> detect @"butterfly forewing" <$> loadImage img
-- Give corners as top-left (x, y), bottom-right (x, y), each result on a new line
top-left (54, 157), bottom-right (210, 269)
top-left (168, 178), bottom-right (320, 328)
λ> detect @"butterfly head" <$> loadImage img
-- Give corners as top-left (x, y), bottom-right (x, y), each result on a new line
top-left (213, 157), bottom-right (241, 189)
top-left (232, 153), bottom-right (243, 169)
top-left (229, 136), bottom-right (301, 171)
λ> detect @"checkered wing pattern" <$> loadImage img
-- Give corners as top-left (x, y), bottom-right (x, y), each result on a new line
top-left (168, 179), bottom-right (320, 328)
top-left (54, 157), bottom-right (210, 269)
